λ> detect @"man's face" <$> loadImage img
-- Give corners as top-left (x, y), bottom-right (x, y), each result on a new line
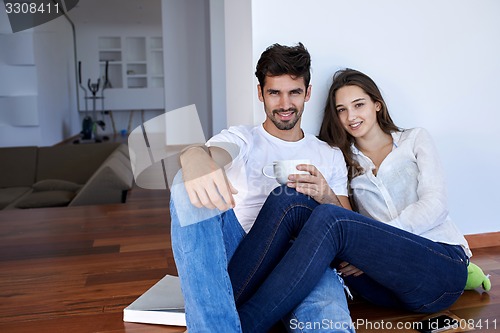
top-left (259, 75), bottom-right (311, 132)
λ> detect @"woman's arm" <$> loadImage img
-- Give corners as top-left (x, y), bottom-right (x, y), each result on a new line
top-left (388, 128), bottom-right (449, 235)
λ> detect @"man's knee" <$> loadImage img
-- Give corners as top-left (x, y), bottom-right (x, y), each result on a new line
top-left (170, 181), bottom-right (188, 204)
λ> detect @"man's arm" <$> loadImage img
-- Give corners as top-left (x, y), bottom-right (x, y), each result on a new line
top-left (180, 145), bottom-right (237, 210)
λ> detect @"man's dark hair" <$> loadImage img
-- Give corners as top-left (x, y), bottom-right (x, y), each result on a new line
top-left (255, 42), bottom-right (311, 90)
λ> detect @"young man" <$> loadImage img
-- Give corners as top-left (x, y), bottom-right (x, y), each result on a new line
top-left (170, 43), bottom-right (353, 332)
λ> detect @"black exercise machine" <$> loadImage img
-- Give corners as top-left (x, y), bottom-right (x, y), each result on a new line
top-left (74, 61), bottom-right (110, 143)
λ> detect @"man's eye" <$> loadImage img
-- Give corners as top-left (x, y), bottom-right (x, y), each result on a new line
top-left (355, 103), bottom-right (364, 108)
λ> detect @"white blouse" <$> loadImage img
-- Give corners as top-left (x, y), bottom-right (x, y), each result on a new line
top-left (350, 128), bottom-right (471, 257)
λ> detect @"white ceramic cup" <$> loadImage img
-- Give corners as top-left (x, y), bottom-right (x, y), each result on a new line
top-left (262, 159), bottom-right (311, 185)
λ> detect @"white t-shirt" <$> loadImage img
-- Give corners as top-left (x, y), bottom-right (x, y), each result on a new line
top-left (207, 124), bottom-right (348, 233)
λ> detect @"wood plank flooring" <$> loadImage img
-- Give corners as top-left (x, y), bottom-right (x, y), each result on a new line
top-left (0, 187), bottom-right (498, 333)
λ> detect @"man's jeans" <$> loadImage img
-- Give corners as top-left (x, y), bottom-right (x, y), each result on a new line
top-left (170, 178), bottom-right (353, 333)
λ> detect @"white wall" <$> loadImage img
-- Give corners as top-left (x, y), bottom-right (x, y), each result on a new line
top-left (224, 0), bottom-right (254, 127)
top-left (209, 0), bottom-right (227, 135)
top-left (224, 0), bottom-right (500, 235)
top-left (34, 17), bottom-right (78, 145)
top-left (0, 29), bottom-right (40, 146)
top-left (0, 11), bottom-right (76, 147)
top-left (162, 0), bottom-right (213, 139)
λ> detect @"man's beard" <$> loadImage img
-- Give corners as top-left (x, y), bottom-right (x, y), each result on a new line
top-left (270, 108), bottom-right (302, 130)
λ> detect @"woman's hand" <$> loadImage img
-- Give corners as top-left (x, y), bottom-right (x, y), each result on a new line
top-left (287, 164), bottom-right (338, 205)
top-left (338, 261), bottom-right (364, 277)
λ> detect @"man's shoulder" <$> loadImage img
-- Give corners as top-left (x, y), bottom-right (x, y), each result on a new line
top-left (226, 124), bottom-right (257, 135)
top-left (210, 125), bottom-right (255, 142)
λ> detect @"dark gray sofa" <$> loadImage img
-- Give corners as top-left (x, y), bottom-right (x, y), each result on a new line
top-left (0, 143), bottom-right (133, 210)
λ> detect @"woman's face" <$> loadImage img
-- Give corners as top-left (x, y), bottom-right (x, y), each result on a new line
top-left (334, 85), bottom-right (381, 139)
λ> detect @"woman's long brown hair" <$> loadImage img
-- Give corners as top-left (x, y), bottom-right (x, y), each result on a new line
top-left (319, 69), bottom-right (400, 180)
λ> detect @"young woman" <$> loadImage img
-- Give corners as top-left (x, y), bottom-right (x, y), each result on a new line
top-left (227, 69), bottom-right (471, 332)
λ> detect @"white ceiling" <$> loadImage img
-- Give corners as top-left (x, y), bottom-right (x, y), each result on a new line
top-left (67, 0), bottom-right (162, 26)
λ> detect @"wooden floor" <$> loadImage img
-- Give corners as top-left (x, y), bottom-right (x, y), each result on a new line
top-left (0, 187), bottom-right (498, 333)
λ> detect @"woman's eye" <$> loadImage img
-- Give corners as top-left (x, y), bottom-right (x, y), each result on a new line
top-left (336, 108), bottom-right (345, 113)
top-left (355, 103), bottom-right (364, 108)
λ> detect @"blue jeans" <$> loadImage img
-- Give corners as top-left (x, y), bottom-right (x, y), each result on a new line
top-left (170, 177), bottom-right (353, 333)
top-left (230, 186), bottom-right (468, 332)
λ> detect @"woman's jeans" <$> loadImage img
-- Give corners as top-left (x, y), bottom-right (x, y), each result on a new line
top-left (170, 177), bottom-right (354, 333)
top-left (229, 186), bottom-right (469, 333)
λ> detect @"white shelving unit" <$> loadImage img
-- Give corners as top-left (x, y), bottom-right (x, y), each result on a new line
top-left (125, 37), bottom-right (147, 89)
top-left (98, 36), bottom-right (164, 91)
top-left (92, 36), bottom-right (165, 110)
top-left (99, 37), bottom-right (123, 88)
